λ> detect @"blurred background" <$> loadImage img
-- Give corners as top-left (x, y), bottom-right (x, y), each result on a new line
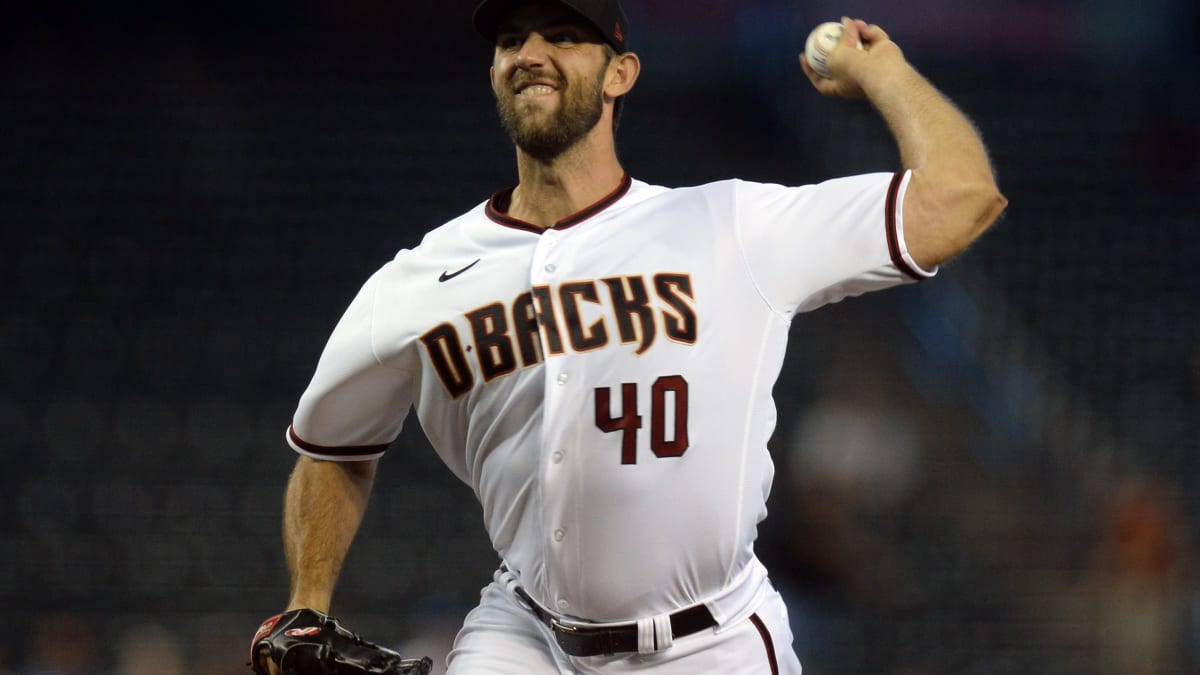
top-left (2, 0), bottom-right (1198, 673)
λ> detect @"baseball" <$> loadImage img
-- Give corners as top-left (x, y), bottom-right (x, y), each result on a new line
top-left (804, 21), bottom-right (853, 78)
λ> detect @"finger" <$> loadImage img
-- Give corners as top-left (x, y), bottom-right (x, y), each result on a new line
top-left (251, 645), bottom-right (276, 675)
top-left (798, 53), bottom-right (833, 91)
top-left (857, 20), bottom-right (889, 45)
top-left (799, 52), bottom-right (817, 79)
top-left (840, 16), bottom-right (862, 49)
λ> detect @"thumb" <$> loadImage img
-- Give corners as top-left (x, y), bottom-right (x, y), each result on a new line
top-left (252, 647), bottom-right (281, 675)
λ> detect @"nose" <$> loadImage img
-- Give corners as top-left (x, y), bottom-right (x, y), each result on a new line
top-left (515, 33), bottom-right (549, 70)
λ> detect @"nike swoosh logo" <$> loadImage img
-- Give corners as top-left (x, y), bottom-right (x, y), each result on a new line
top-left (439, 259), bottom-right (481, 283)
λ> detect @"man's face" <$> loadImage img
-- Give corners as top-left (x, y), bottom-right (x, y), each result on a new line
top-left (491, 3), bottom-right (612, 161)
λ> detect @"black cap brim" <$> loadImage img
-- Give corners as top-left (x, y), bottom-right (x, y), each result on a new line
top-left (472, 0), bottom-right (526, 43)
top-left (473, 0), bottom-right (629, 53)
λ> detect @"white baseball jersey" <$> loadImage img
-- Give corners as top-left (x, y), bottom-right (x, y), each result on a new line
top-left (287, 170), bottom-right (932, 625)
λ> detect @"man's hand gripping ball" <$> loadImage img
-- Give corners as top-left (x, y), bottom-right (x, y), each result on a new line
top-left (250, 609), bottom-right (433, 675)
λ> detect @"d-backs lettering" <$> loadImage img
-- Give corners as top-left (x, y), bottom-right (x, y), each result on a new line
top-left (420, 273), bottom-right (696, 398)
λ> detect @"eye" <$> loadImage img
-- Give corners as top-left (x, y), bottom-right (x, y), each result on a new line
top-left (548, 30), bottom-right (579, 44)
top-left (497, 34), bottom-right (525, 50)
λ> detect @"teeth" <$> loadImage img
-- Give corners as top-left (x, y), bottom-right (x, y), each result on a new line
top-left (520, 85), bottom-right (554, 95)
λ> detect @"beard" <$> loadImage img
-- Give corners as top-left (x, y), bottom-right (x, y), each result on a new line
top-left (496, 64), bottom-right (607, 162)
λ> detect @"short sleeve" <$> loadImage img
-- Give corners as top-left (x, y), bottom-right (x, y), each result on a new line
top-left (734, 171), bottom-right (935, 316)
top-left (286, 268), bottom-right (414, 461)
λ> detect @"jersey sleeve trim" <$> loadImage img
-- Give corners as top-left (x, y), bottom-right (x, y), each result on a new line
top-left (286, 425), bottom-right (389, 461)
top-left (885, 171), bottom-right (935, 281)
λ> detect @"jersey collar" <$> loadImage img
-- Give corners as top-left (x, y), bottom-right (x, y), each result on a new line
top-left (486, 174), bottom-right (633, 234)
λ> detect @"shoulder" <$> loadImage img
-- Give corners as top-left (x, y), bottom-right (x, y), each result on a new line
top-left (637, 178), bottom-right (801, 200)
top-left (345, 200), bottom-right (491, 294)
top-left (622, 179), bottom-right (801, 219)
top-left (401, 200), bottom-right (492, 258)
top-left (621, 178), bottom-right (748, 207)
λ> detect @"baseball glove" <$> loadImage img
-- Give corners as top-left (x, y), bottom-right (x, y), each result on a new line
top-left (249, 608), bottom-right (433, 675)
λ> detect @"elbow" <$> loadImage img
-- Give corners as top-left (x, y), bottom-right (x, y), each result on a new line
top-left (955, 183), bottom-right (1003, 252)
top-left (949, 179), bottom-right (1008, 246)
top-left (904, 176), bottom-right (1008, 268)
top-left (950, 182), bottom-right (1007, 257)
top-left (975, 184), bottom-right (1008, 236)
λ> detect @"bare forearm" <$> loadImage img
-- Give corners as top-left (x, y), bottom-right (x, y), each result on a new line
top-left (862, 59), bottom-right (1006, 264)
top-left (283, 455), bottom-right (377, 612)
top-left (863, 61), bottom-right (990, 184)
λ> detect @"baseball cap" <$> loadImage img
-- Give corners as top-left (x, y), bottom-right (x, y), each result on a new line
top-left (473, 0), bottom-right (630, 54)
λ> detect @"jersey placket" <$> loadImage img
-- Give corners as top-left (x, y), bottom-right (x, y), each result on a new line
top-left (528, 225), bottom-right (583, 617)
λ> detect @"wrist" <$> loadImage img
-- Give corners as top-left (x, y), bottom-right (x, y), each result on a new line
top-left (855, 53), bottom-right (918, 100)
top-left (286, 591), bottom-right (332, 613)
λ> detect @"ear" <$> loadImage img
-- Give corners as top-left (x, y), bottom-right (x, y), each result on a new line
top-left (604, 52), bottom-right (641, 99)
top-left (489, 66), bottom-right (497, 92)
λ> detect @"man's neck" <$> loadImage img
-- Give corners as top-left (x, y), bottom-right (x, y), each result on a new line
top-left (507, 135), bottom-right (626, 229)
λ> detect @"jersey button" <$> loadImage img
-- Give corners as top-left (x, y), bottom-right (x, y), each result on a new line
top-left (544, 263), bottom-right (557, 274)
top-left (552, 451), bottom-right (564, 464)
top-left (557, 599), bottom-right (570, 610)
top-left (557, 373), bottom-right (569, 385)
top-left (553, 528), bottom-right (565, 542)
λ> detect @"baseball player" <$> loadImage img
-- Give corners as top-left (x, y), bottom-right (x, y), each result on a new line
top-left (250, 1), bottom-right (1007, 673)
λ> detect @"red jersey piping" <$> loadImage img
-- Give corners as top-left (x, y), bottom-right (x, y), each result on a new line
top-left (885, 171), bottom-right (925, 281)
top-left (288, 425), bottom-right (389, 457)
top-left (748, 613), bottom-right (780, 675)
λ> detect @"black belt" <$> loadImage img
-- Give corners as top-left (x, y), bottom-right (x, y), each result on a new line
top-left (511, 584), bottom-right (717, 657)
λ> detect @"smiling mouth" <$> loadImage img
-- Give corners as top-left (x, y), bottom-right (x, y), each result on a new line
top-left (518, 84), bottom-right (556, 96)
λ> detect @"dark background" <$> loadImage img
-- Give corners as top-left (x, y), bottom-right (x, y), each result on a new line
top-left (2, 1), bottom-right (1198, 673)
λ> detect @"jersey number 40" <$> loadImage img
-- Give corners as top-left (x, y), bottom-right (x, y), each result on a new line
top-left (594, 375), bottom-right (689, 465)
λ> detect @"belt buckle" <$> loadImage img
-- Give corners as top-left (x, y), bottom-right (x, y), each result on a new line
top-left (550, 618), bottom-right (604, 656)
top-left (550, 617), bottom-right (579, 634)
top-left (550, 617), bottom-right (579, 654)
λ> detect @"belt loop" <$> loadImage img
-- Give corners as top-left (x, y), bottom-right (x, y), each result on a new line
top-left (653, 613), bottom-right (674, 651)
top-left (636, 613), bottom-right (674, 654)
top-left (636, 617), bottom-right (654, 654)
top-left (500, 567), bottom-right (522, 598)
